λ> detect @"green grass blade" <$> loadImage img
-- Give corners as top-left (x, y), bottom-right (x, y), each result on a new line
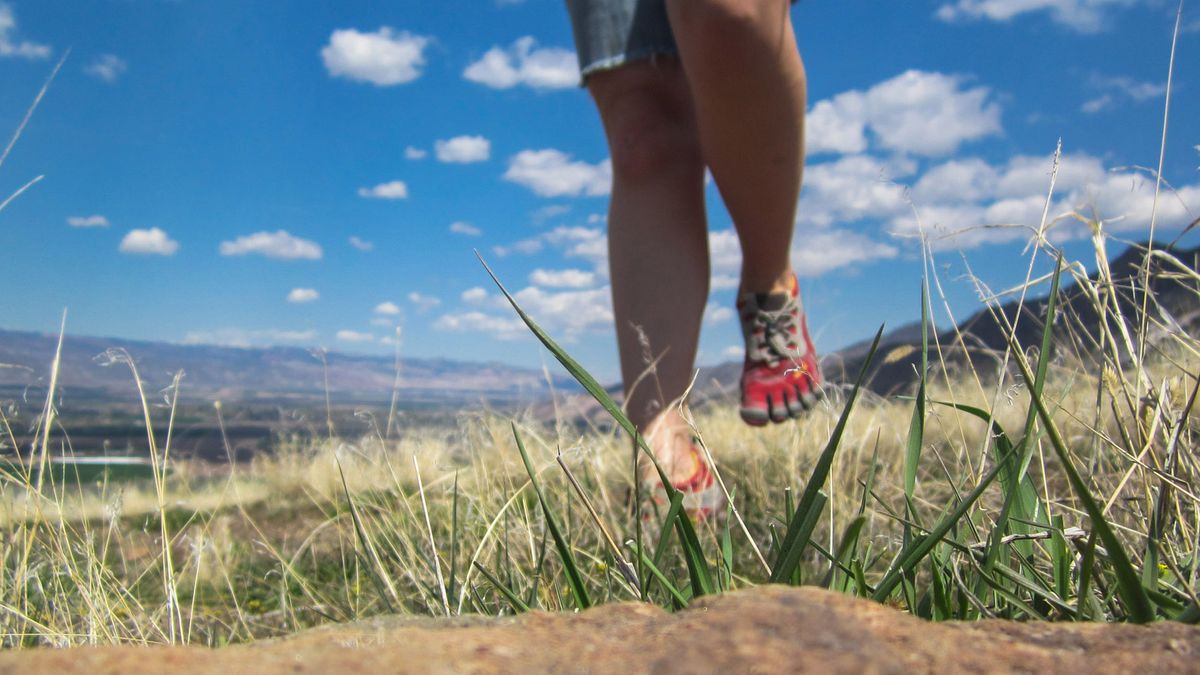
top-left (905, 282), bottom-right (930, 499)
top-left (632, 545), bottom-right (689, 608)
top-left (1005, 315), bottom-right (1157, 623)
top-left (872, 448), bottom-right (1011, 601)
top-left (511, 424), bottom-right (591, 609)
top-left (473, 562), bottom-right (530, 613)
top-left (822, 515), bottom-right (866, 590)
top-left (481, 254), bottom-right (712, 597)
top-left (771, 324), bottom-right (885, 583)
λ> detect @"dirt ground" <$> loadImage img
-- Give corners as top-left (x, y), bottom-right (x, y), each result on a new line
top-left (2, 586), bottom-right (1197, 674)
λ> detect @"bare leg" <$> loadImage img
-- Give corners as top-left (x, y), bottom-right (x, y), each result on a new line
top-left (665, 0), bottom-right (806, 294)
top-left (588, 60), bottom-right (708, 458)
top-left (667, 0), bottom-right (820, 425)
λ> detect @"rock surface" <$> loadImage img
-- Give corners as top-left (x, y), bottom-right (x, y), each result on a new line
top-left (2, 586), bottom-right (1197, 674)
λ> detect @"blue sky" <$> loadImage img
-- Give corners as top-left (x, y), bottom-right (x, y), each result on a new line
top-left (1, 0), bottom-right (1198, 382)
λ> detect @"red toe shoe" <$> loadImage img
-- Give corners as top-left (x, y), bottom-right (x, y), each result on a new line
top-left (737, 273), bottom-right (822, 426)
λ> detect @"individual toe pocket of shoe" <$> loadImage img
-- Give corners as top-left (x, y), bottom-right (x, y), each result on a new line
top-left (768, 393), bottom-right (789, 423)
top-left (740, 405), bottom-right (770, 427)
top-left (786, 388), bottom-right (806, 417)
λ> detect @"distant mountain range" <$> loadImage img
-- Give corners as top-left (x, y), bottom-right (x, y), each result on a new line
top-left (3, 242), bottom-right (1195, 419)
top-left (694, 241), bottom-right (1200, 401)
top-left (0, 329), bottom-right (578, 407)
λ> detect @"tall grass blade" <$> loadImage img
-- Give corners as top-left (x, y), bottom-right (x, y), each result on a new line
top-left (481, 254), bottom-right (711, 597)
top-left (770, 325), bottom-right (884, 583)
top-left (872, 449), bottom-right (1011, 601)
top-left (473, 562), bottom-right (530, 613)
top-left (1006, 277), bottom-right (1157, 623)
top-left (511, 425), bottom-right (590, 609)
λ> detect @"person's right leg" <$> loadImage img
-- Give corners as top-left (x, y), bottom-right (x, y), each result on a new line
top-left (588, 59), bottom-right (712, 486)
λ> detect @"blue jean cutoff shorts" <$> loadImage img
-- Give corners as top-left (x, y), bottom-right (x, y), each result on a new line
top-left (565, 0), bottom-right (677, 83)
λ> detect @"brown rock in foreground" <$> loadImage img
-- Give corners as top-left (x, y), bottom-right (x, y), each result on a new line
top-left (2, 586), bottom-right (1197, 674)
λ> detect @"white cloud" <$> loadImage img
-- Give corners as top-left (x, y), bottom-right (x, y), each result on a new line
top-left (504, 149), bottom-right (611, 197)
top-left (405, 146), bottom-right (428, 160)
top-left (434, 311), bottom-right (527, 340)
top-left (721, 345), bottom-right (744, 359)
top-left (435, 135), bottom-right (491, 163)
top-left (529, 268), bottom-right (596, 289)
top-left (119, 227), bottom-right (179, 256)
top-left (370, 316), bottom-right (396, 327)
top-left (408, 291), bottom-right (441, 310)
top-left (893, 151), bottom-right (1200, 249)
top-left (532, 204), bottom-right (571, 223)
top-left (85, 54), bottom-right (126, 82)
top-left (320, 27), bottom-right (429, 86)
top-left (358, 180), bottom-right (408, 200)
top-left (463, 36), bottom-right (578, 90)
top-left (67, 214), bottom-right (109, 228)
top-left (0, 3), bottom-right (49, 59)
top-left (349, 236), bottom-right (375, 251)
top-left (374, 301), bottom-right (402, 315)
top-left (287, 288), bottom-right (319, 303)
top-left (449, 221), bottom-right (482, 236)
top-left (807, 70), bottom-right (1002, 157)
top-left (336, 329), bottom-right (376, 343)
top-left (219, 230), bottom-right (322, 260)
top-left (798, 154), bottom-right (916, 227)
top-left (704, 303), bottom-right (734, 325)
top-left (461, 287), bottom-right (488, 303)
top-left (792, 229), bottom-right (899, 276)
top-left (1082, 73), bottom-right (1166, 113)
top-left (181, 328), bottom-right (317, 348)
top-left (493, 237), bottom-right (543, 257)
top-left (935, 0), bottom-right (1139, 33)
top-left (710, 224), bottom-right (897, 279)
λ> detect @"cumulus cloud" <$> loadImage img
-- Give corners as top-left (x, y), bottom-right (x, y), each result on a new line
top-left (405, 146), bottom-right (427, 160)
top-left (711, 224), bottom-right (897, 279)
top-left (181, 328), bottom-right (317, 349)
top-left (533, 204), bottom-right (571, 223)
top-left (529, 268), bottom-right (596, 289)
top-left (67, 215), bottom-right (109, 228)
top-left (0, 3), bottom-right (49, 59)
top-left (435, 135), bottom-right (491, 163)
top-left (320, 27), bottom-right (429, 86)
top-left (336, 329), bottom-right (375, 343)
top-left (374, 301), bottom-right (402, 315)
top-left (704, 303), bottom-right (734, 325)
top-left (287, 288), bottom-right (319, 303)
top-left (461, 287), bottom-right (488, 303)
top-left (349, 236), bottom-right (375, 251)
top-left (1082, 73), bottom-right (1166, 113)
top-left (434, 311), bottom-right (527, 340)
top-left (894, 151), bottom-right (1200, 249)
top-left (358, 180), bottom-right (409, 200)
top-left (807, 70), bottom-right (1002, 157)
top-left (798, 154), bottom-right (916, 227)
top-left (85, 54), bottom-right (126, 82)
top-left (408, 291), bottom-right (441, 311)
top-left (119, 227), bottom-right (179, 256)
top-left (935, 0), bottom-right (1138, 33)
top-left (219, 230), bottom-right (322, 260)
top-left (504, 149), bottom-right (611, 197)
top-left (449, 221), bottom-right (482, 236)
top-left (463, 36), bottom-right (577, 90)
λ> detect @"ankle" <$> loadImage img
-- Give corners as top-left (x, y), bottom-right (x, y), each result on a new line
top-left (739, 269), bottom-right (794, 296)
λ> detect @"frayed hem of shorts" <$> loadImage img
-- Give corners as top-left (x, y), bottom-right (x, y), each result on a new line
top-left (577, 48), bottom-right (680, 86)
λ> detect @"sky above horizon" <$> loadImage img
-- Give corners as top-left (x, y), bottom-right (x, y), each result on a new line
top-left (1, 0), bottom-right (1199, 382)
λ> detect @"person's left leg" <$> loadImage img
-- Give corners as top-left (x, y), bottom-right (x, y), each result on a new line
top-left (665, 0), bottom-right (821, 425)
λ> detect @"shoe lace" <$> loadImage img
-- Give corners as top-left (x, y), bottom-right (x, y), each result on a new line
top-left (746, 306), bottom-right (803, 367)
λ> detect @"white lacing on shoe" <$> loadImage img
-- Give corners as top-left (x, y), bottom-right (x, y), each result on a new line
top-left (741, 297), bottom-right (807, 368)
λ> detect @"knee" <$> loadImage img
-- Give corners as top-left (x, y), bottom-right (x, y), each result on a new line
top-left (590, 69), bottom-right (702, 182)
top-left (669, 0), bottom-right (785, 45)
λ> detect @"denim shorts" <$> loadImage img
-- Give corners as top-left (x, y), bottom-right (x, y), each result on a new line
top-left (565, 0), bottom-right (677, 83)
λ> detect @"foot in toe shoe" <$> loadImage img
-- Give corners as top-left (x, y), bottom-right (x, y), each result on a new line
top-left (737, 273), bottom-right (822, 427)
